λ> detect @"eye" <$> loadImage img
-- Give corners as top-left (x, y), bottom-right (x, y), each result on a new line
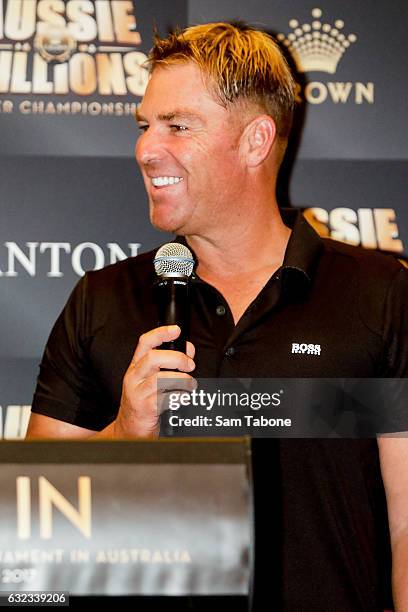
top-left (170, 124), bottom-right (188, 133)
top-left (138, 123), bottom-right (149, 133)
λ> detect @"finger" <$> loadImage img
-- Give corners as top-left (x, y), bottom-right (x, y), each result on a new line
top-left (134, 373), bottom-right (197, 416)
top-left (133, 325), bottom-right (181, 362)
top-left (132, 349), bottom-right (195, 381)
top-left (156, 371), bottom-right (197, 393)
top-left (125, 370), bottom-right (196, 401)
top-left (157, 380), bottom-right (198, 415)
top-left (186, 341), bottom-right (195, 359)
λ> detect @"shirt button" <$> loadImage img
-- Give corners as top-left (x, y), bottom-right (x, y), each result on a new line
top-left (216, 304), bottom-right (226, 316)
top-left (225, 347), bottom-right (235, 357)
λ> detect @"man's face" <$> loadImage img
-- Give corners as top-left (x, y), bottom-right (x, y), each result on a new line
top-left (135, 62), bottom-right (246, 236)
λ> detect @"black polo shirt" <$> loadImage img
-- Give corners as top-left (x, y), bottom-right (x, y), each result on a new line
top-left (32, 210), bottom-right (407, 610)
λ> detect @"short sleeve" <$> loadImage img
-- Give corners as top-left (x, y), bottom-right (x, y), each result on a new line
top-left (31, 274), bottom-right (112, 430)
top-left (383, 265), bottom-right (408, 378)
top-left (372, 265), bottom-right (408, 434)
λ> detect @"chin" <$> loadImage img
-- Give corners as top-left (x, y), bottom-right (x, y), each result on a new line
top-left (150, 204), bottom-right (191, 235)
top-left (150, 213), bottom-right (182, 234)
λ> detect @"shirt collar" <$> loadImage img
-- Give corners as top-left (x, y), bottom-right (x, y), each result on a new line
top-left (174, 208), bottom-right (323, 294)
top-left (280, 208), bottom-right (323, 293)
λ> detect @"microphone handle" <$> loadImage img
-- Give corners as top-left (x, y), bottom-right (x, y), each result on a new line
top-left (155, 276), bottom-right (189, 352)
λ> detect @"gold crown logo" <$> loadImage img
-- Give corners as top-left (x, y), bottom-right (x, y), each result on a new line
top-left (277, 8), bottom-right (357, 74)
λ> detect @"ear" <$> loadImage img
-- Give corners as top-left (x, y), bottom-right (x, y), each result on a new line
top-left (240, 115), bottom-right (277, 167)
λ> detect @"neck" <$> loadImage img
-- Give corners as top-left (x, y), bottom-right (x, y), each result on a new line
top-left (186, 201), bottom-right (291, 282)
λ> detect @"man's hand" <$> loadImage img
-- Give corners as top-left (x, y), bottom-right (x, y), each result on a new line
top-left (113, 325), bottom-right (196, 438)
top-left (26, 325), bottom-right (195, 440)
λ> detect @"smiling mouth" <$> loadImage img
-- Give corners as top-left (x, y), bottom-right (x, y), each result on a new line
top-left (151, 176), bottom-right (184, 187)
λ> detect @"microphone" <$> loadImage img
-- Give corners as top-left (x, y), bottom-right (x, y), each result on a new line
top-left (153, 242), bottom-right (195, 352)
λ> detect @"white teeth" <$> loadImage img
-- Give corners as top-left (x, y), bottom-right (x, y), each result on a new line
top-left (151, 176), bottom-right (183, 187)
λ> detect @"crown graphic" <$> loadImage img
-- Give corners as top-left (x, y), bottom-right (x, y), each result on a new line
top-left (277, 7), bottom-right (357, 74)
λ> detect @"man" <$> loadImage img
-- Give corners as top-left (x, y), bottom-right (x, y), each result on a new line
top-left (27, 23), bottom-right (408, 610)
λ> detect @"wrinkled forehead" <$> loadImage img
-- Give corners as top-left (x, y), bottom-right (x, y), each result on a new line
top-left (149, 60), bottom-right (216, 97)
top-left (141, 61), bottom-right (261, 124)
top-left (137, 62), bottom-right (225, 117)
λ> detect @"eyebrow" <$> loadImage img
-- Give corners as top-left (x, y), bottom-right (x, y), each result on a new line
top-left (135, 108), bottom-right (204, 124)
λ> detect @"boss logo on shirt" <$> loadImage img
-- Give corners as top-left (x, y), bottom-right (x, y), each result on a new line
top-left (292, 343), bottom-right (321, 355)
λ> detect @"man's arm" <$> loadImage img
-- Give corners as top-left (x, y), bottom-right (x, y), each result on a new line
top-left (378, 437), bottom-right (408, 611)
top-left (26, 325), bottom-right (196, 440)
top-left (26, 414), bottom-right (99, 439)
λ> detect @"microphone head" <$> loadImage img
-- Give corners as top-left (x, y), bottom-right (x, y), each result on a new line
top-left (154, 242), bottom-right (195, 278)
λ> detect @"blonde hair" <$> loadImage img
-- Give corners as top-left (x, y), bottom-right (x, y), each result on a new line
top-left (148, 22), bottom-right (296, 139)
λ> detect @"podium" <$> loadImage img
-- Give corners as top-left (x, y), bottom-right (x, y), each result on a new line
top-left (0, 439), bottom-right (252, 610)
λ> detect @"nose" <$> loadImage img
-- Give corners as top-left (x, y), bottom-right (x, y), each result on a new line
top-left (135, 128), bottom-right (164, 167)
